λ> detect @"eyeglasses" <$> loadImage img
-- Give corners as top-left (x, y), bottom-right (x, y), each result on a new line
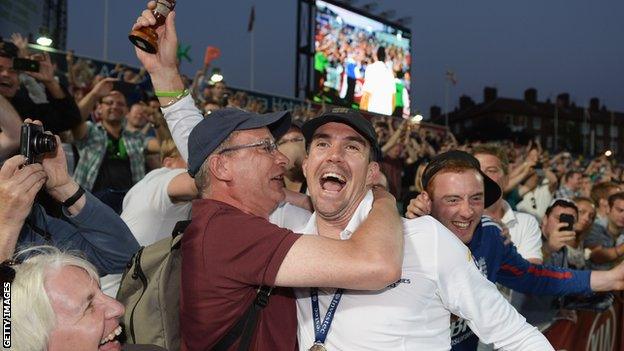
top-left (218, 139), bottom-right (279, 155)
top-left (0, 260), bottom-right (18, 286)
top-left (277, 136), bottom-right (304, 146)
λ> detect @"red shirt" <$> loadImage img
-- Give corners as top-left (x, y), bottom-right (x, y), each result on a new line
top-left (180, 199), bottom-right (301, 351)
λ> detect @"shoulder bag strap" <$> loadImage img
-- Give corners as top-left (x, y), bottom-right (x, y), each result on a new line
top-left (212, 286), bottom-right (273, 351)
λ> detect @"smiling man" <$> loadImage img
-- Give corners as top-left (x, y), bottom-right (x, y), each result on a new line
top-left (406, 150), bottom-right (624, 351)
top-left (8, 246), bottom-right (165, 351)
top-left (293, 110), bottom-right (553, 350)
top-left (131, 5), bottom-right (405, 350)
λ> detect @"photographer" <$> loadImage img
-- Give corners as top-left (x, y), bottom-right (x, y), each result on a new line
top-left (0, 120), bottom-right (139, 274)
top-left (0, 41), bottom-right (82, 134)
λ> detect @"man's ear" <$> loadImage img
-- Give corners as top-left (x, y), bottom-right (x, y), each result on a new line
top-left (365, 161), bottom-right (381, 186)
top-left (208, 155), bottom-right (232, 182)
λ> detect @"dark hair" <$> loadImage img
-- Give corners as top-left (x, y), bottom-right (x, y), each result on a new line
top-left (376, 46), bottom-right (386, 62)
top-left (545, 198), bottom-right (579, 217)
top-left (608, 191), bottom-right (624, 208)
top-left (563, 170), bottom-right (582, 182)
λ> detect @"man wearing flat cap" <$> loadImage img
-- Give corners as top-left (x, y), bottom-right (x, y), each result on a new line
top-left (132, 5), bottom-right (404, 350)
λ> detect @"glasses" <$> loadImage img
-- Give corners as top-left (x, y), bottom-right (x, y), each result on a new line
top-left (0, 260), bottom-right (18, 286)
top-left (218, 139), bottom-right (279, 155)
top-left (277, 136), bottom-right (304, 146)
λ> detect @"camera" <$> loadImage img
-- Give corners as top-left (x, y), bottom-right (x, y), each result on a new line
top-left (20, 123), bottom-right (57, 164)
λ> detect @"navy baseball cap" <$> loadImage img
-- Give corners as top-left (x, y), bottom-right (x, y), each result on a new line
top-left (187, 107), bottom-right (291, 177)
top-left (302, 107), bottom-right (382, 161)
top-left (421, 150), bottom-right (502, 208)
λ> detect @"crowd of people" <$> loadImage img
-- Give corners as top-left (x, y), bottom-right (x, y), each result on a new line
top-left (1, 2), bottom-right (624, 351)
top-left (314, 4), bottom-right (411, 117)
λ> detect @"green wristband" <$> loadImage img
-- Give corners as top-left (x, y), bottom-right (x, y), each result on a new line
top-left (155, 90), bottom-right (186, 97)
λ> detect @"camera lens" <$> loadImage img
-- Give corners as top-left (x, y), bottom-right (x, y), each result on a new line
top-left (32, 133), bottom-right (57, 154)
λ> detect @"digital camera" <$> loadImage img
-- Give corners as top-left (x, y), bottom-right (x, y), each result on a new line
top-left (20, 123), bottom-right (57, 164)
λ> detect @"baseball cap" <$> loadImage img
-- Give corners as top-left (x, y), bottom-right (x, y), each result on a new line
top-left (187, 107), bottom-right (291, 177)
top-left (421, 150), bottom-right (502, 208)
top-left (301, 107), bottom-right (382, 161)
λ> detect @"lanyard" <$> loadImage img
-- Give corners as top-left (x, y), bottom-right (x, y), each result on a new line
top-left (310, 288), bottom-right (343, 344)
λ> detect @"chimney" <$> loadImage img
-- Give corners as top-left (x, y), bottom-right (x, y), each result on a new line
top-left (430, 105), bottom-right (441, 119)
top-left (556, 93), bottom-right (570, 108)
top-left (459, 95), bottom-right (475, 110)
top-left (524, 88), bottom-right (537, 104)
top-left (589, 98), bottom-right (600, 111)
top-left (484, 87), bottom-right (497, 103)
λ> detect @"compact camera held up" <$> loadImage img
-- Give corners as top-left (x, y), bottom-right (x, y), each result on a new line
top-left (20, 123), bottom-right (57, 164)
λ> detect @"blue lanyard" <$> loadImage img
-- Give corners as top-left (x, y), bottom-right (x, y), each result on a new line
top-left (310, 288), bottom-right (343, 344)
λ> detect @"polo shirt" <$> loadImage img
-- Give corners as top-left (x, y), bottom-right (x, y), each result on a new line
top-left (180, 199), bottom-right (302, 351)
top-left (295, 191), bottom-right (552, 351)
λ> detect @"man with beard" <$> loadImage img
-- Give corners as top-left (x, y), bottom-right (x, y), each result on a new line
top-left (277, 121), bottom-right (307, 193)
top-left (406, 150), bottom-right (624, 350)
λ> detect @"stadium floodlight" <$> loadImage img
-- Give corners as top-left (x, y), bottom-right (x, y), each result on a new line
top-left (36, 27), bottom-right (53, 47)
top-left (210, 68), bottom-right (224, 83)
top-left (36, 36), bottom-right (53, 46)
top-left (411, 114), bottom-right (423, 124)
top-left (605, 150), bottom-right (613, 157)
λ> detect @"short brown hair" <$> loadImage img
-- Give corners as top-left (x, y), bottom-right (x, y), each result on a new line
top-left (591, 181), bottom-right (620, 206)
top-left (424, 159), bottom-right (481, 196)
top-left (608, 191), bottom-right (624, 208)
top-left (472, 144), bottom-right (509, 174)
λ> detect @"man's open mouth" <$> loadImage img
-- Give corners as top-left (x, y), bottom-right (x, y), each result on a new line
top-left (320, 172), bottom-right (347, 192)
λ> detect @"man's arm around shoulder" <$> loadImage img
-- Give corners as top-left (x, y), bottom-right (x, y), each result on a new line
top-left (274, 187), bottom-right (403, 290)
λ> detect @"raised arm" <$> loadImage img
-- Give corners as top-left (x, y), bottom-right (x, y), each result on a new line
top-left (274, 187), bottom-right (403, 290)
top-left (0, 95), bottom-right (22, 159)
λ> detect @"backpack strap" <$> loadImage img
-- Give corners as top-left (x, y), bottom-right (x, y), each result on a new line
top-left (212, 286), bottom-right (273, 351)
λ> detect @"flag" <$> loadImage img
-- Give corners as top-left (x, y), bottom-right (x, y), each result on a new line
top-left (445, 70), bottom-right (457, 85)
top-left (247, 5), bottom-right (255, 32)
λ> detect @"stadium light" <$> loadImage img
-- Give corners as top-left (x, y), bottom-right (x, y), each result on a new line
top-left (411, 114), bottom-right (423, 124)
top-left (605, 150), bottom-right (613, 157)
top-left (36, 27), bottom-right (53, 47)
top-left (210, 68), bottom-right (223, 83)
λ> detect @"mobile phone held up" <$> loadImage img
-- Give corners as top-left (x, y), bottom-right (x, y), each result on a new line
top-left (12, 57), bottom-right (40, 72)
top-left (559, 213), bottom-right (575, 231)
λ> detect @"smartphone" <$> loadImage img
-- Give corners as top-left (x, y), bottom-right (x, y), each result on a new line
top-left (12, 58), bottom-right (40, 72)
top-left (559, 213), bottom-right (575, 231)
top-left (534, 162), bottom-right (543, 170)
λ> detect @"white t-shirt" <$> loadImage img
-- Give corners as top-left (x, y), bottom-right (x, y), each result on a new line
top-left (121, 167), bottom-right (193, 245)
top-left (102, 167), bottom-right (193, 297)
top-left (295, 191), bottom-right (553, 351)
top-left (501, 201), bottom-right (543, 261)
top-left (516, 181), bottom-right (553, 220)
top-left (362, 61), bottom-right (395, 116)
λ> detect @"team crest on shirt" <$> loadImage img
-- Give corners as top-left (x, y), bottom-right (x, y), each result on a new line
top-left (386, 278), bottom-right (411, 288)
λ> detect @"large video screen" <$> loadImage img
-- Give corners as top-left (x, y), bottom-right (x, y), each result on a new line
top-left (313, 0), bottom-right (411, 117)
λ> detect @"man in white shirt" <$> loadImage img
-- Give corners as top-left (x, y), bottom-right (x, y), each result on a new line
top-left (294, 110), bottom-right (552, 350)
top-left (360, 46), bottom-right (395, 116)
top-left (472, 145), bottom-right (543, 263)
